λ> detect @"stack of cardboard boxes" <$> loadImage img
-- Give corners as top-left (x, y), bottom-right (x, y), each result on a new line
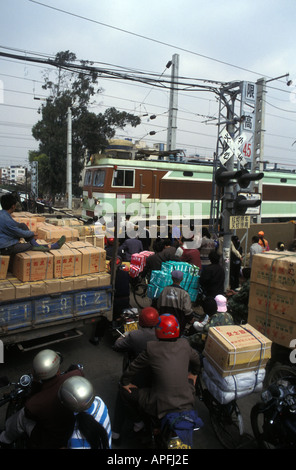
top-left (0, 214), bottom-right (111, 302)
top-left (247, 251), bottom-right (296, 348)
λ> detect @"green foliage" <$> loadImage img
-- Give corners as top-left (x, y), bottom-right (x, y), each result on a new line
top-left (31, 50), bottom-right (141, 197)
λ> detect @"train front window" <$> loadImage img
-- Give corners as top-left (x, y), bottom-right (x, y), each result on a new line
top-left (93, 170), bottom-right (106, 187)
top-left (84, 170), bottom-right (93, 186)
top-left (112, 169), bottom-right (134, 187)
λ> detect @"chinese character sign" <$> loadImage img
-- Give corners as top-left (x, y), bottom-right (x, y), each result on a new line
top-left (240, 81), bottom-right (257, 164)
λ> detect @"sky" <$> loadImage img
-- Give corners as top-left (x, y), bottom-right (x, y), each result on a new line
top-left (1, 0), bottom-right (296, 171)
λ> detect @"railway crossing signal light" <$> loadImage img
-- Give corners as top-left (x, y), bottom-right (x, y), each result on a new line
top-left (215, 166), bottom-right (264, 215)
top-left (215, 166), bottom-right (264, 189)
top-left (234, 194), bottom-right (261, 215)
top-left (237, 169), bottom-right (264, 189)
top-left (215, 166), bottom-right (242, 187)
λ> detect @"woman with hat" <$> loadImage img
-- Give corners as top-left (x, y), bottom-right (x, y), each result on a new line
top-left (204, 295), bottom-right (234, 332)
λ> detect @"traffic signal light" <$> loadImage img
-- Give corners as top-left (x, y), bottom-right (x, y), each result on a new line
top-left (237, 169), bottom-right (264, 189)
top-left (215, 165), bottom-right (264, 215)
top-left (234, 194), bottom-right (261, 215)
top-left (215, 166), bottom-right (242, 187)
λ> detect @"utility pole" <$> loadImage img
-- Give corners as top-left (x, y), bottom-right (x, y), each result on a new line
top-left (210, 81), bottom-right (263, 291)
top-left (252, 78), bottom-right (266, 223)
top-left (67, 107), bottom-right (72, 210)
top-left (221, 88), bottom-right (239, 291)
top-left (167, 54), bottom-right (179, 151)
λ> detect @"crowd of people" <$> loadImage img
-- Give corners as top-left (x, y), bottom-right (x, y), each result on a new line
top-left (1, 211), bottom-right (295, 450)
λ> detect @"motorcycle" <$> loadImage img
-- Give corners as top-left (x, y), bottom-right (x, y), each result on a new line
top-left (0, 374), bottom-right (33, 448)
top-left (112, 308), bottom-right (139, 372)
top-left (195, 363), bottom-right (245, 449)
top-left (149, 409), bottom-right (203, 450)
top-left (0, 361), bottom-right (83, 449)
top-left (113, 308), bottom-right (139, 339)
top-left (251, 376), bottom-right (296, 448)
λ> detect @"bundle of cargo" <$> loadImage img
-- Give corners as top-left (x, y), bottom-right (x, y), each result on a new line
top-left (46, 217), bottom-right (84, 227)
top-left (12, 251), bottom-right (54, 282)
top-left (129, 251), bottom-right (154, 278)
top-left (202, 357), bottom-right (266, 404)
top-left (50, 247), bottom-right (82, 278)
top-left (11, 215), bottom-right (38, 232)
top-left (65, 241), bottom-right (106, 275)
top-left (12, 212), bottom-right (46, 224)
top-left (202, 324), bottom-right (271, 404)
top-left (147, 261), bottom-right (199, 301)
top-left (0, 271), bottom-right (111, 302)
top-left (204, 324), bottom-right (271, 376)
top-left (0, 256), bottom-right (9, 280)
top-left (36, 222), bottom-right (79, 242)
top-left (10, 240), bottom-right (106, 283)
top-left (247, 251), bottom-right (296, 348)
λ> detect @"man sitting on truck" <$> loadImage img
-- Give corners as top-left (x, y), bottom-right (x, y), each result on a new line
top-left (0, 193), bottom-right (66, 256)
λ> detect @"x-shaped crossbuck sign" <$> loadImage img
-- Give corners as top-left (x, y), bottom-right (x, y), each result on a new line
top-left (219, 128), bottom-right (247, 166)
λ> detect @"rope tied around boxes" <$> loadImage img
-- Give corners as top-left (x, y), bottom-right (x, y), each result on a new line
top-left (265, 253), bottom-right (296, 336)
top-left (211, 324), bottom-right (267, 394)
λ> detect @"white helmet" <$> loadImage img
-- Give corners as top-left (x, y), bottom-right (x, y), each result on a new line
top-left (32, 349), bottom-right (61, 380)
top-left (59, 376), bottom-right (94, 412)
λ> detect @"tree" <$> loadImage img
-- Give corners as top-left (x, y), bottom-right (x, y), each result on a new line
top-left (31, 51), bottom-right (141, 198)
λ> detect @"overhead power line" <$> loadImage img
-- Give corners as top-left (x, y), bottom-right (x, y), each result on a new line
top-left (0, 49), bottom-right (221, 94)
top-left (28, 0), bottom-right (286, 82)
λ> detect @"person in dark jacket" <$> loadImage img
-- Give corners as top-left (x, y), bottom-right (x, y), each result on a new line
top-left (118, 236), bottom-right (143, 262)
top-left (142, 238), bottom-right (179, 279)
top-left (199, 250), bottom-right (225, 297)
top-left (157, 270), bottom-right (194, 334)
top-left (0, 193), bottom-right (65, 256)
top-left (112, 307), bottom-right (160, 441)
top-left (120, 314), bottom-right (200, 425)
top-left (0, 349), bottom-right (83, 449)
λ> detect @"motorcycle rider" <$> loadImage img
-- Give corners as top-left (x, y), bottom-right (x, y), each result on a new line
top-left (58, 376), bottom-right (112, 449)
top-left (157, 270), bottom-right (194, 334)
top-left (0, 349), bottom-right (83, 449)
top-left (113, 306), bottom-right (159, 358)
top-left (119, 314), bottom-right (201, 434)
top-left (112, 307), bottom-right (159, 442)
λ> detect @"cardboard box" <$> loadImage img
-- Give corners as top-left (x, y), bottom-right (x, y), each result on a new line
top-left (43, 279), bottom-right (61, 295)
top-left (12, 251), bottom-right (53, 282)
top-left (9, 278), bottom-right (31, 299)
top-left (13, 216), bottom-right (37, 233)
top-left (248, 307), bottom-right (296, 349)
top-left (249, 281), bottom-right (296, 322)
top-left (97, 273), bottom-right (111, 286)
top-left (65, 241), bottom-right (93, 249)
top-left (0, 280), bottom-right (15, 302)
top-left (50, 248), bottom-right (82, 278)
top-left (30, 281), bottom-right (47, 297)
top-left (251, 251), bottom-right (296, 292)
top-left (16, 212), bottom-right (45, 223)
top-left (0, 256), bottom-right (9, 280)
top-left (67, 276), bottom-right (88, 291)
top-left (60, 278), bottom-right (74, 292)
top-left (37, 223), bottom-right (79, 242)
top-left (79, 246), bottom-right (106, 274)
top-left (204, 324), bottom-right (272, 377)
top-left (85, 275), bottom-right (99, 288)
top-left (84, 235), bottom-right (105, 249)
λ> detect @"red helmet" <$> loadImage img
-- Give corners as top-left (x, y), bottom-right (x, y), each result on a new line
top-left (155, 314), bottom-right (180, 339)
top-left (139, 307), bottom-right (159, 327)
